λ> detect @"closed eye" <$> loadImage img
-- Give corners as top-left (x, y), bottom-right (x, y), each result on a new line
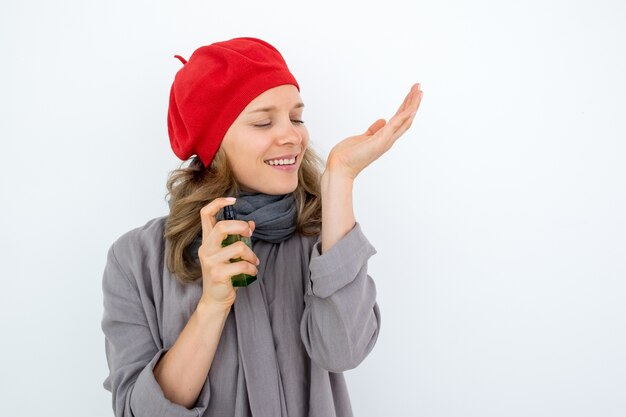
top-left (253, 120), bottom-right (305, 128)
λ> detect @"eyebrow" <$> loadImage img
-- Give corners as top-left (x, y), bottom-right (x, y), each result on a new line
top-left (248, 102), bottom-right (305, 114)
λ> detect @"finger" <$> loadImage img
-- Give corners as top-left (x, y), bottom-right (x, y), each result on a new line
top-left (372, 105), bottom-right (418, 150)
top-left (401, 84), bottom-right (423, 118)
top-left (214, 240), bottom-right (259, 267)
top-left (248, 220), bottom-right (256, 234)
top-left (204, 258), bottom-right (258, 285)
top-left (388, 109), bottom-right (418, 144)
top-left (206, 220), bottom-right (253, 250)
top-left (220, 261), bottom-right (259, 282)
top-left (397, 89), bottom-right (424, 136)
top-left (199, 241), bottom-right (259, 281)
top-left (371, 84), bottom-right (422, 144)
top-left (366, 84), bottom-right (422, 139)
top-left (394, 83), bottom-right (421, 117)
top-left (387, 87), bottom-right (424, 137)
top-left (382, 108), bottom-right (414, 139)
top-left (396, 83), bottom-right (419, 115)
top-left (365, 119), bottom-right (386, 136)
top-left (407, 87), bottom-right (424, 116)
top-left (200, 197), bottom-right (237, 244)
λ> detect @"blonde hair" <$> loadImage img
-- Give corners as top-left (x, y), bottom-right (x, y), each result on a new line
top-left (164, 147), bottom-right (324, 283)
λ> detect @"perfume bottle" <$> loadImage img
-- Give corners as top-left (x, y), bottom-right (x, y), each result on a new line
top-left (220, 205), bottom-right (257, 287)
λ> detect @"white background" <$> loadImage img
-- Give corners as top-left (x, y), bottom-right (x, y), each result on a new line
top-left (1, 0), bottom-right (625, 416)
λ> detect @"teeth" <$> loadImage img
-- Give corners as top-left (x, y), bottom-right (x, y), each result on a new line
top-left (265, 157), bottom-right (296, 166)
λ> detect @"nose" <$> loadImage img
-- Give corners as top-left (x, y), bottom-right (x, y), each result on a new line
top-left (276, 119), bottom-right (304, 146)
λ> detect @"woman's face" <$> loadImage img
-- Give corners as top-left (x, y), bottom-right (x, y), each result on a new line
top-left (221, 84), bottom-right (309, 195)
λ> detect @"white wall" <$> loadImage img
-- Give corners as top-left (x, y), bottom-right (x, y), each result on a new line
top-left (1, 0), bottom-right (625, 416)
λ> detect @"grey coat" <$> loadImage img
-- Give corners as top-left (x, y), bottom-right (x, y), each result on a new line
top-left (101, 215), bottom-right (380, 417)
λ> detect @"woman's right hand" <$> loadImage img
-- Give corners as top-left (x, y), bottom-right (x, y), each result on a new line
top-left (197, 197), bottom-right (258, 310)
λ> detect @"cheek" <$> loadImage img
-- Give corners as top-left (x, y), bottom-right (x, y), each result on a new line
top-left (300, 129), bottom-right (310, 148)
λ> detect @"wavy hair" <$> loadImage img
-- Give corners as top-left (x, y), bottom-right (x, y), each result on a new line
top-left (164, 147), bottom-right (324, 283)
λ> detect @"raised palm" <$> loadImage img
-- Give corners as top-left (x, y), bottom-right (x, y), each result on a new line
top-left (326, 83), bottom-right (424, 179)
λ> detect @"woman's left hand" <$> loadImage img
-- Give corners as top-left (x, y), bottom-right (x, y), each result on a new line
top-left (325, 83), bottom-right (424, 180)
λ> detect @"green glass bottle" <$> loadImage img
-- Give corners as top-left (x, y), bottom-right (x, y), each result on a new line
top-left (220, 205), bottom-right (257, 287)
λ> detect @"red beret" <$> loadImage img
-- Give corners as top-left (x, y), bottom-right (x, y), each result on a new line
top-left (167, 37), bottom-right (300, 168)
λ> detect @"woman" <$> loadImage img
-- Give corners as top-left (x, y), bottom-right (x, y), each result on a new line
top-left (102, 37), bottom-right (423, 417)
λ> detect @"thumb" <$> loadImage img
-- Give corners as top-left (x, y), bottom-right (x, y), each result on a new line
top-left (365, 119), bottom-right (386, 136)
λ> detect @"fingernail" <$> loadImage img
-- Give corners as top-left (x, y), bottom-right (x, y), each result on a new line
top-left (256, 258), bottom-right (260, 265)
top-left (225, 197), bottom-right (236, 202)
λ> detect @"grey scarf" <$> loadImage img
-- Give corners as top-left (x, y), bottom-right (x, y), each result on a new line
top-left (180, 192), bottom-right (297, 259)
top-left (215, 191), bottom-right (298, 243)
top-left (221, 192), bottom-right (298, 416)
top-left (178, 191), bottom-right (299, 416)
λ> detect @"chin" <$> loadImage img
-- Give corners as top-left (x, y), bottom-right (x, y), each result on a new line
top-left (260, 180), bottom-right (299, 195)
top-left (268, 184), bottom-right (298, 195)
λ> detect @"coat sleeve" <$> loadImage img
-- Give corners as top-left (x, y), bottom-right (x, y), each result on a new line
top-left (300, 222), bottom-right (381, 372)
top-left (101, 244), bottom-right (209, 417)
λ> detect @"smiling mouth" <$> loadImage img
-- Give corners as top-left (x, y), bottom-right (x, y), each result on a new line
top-left (263, 155), bottom-right (297, 166)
